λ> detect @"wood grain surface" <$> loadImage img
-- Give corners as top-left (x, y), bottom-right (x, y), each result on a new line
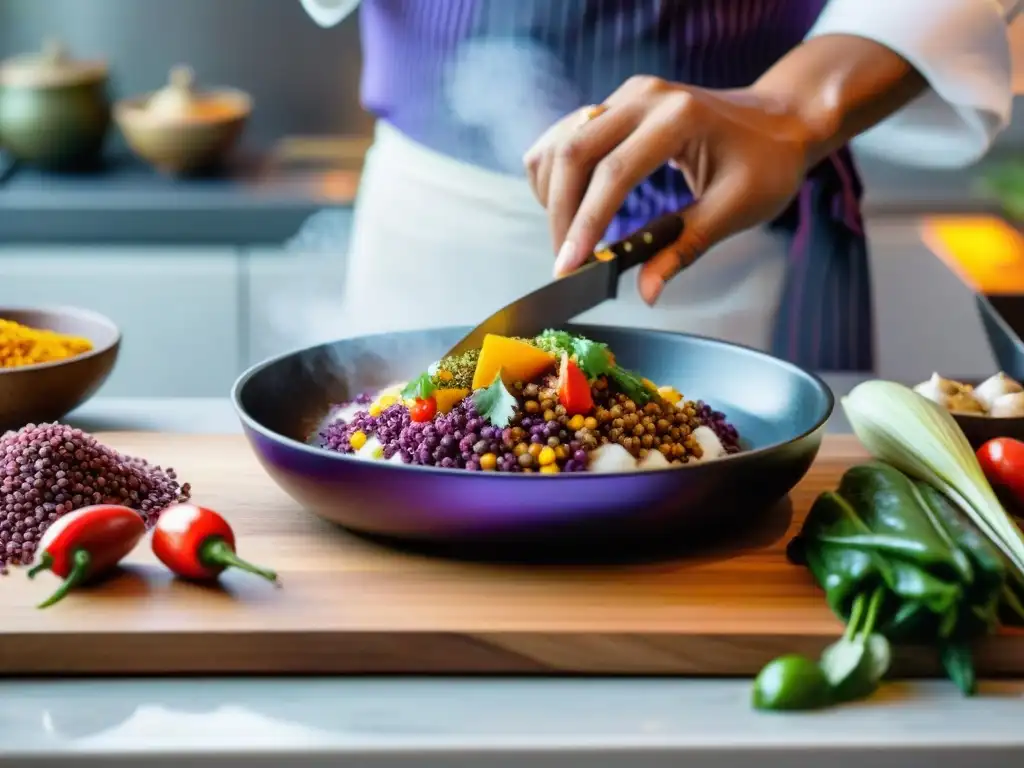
top-left (1, 433), bottom-right (1021, 677)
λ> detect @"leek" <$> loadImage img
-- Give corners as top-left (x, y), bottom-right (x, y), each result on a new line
top-left (842, 380), bottom-right (1024, 580)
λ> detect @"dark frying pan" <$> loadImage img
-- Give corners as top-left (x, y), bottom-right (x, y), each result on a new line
top-left (231, 325), bottom-right (833, 550)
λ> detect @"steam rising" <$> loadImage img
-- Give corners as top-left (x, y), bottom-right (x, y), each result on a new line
top-left (269, 36), bottom-right (579, 389)
top-left (443, 37), bottom-right (579, 173)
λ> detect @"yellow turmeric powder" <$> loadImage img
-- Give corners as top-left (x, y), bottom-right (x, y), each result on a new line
top-left (0, 318), bottom-right (93, 369)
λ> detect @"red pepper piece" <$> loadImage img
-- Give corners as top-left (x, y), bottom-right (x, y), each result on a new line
top-left (27, 504), bottom-right (146, 609)
top-left (152, 504), bottom-right (278, 584)
top-left (977, 438), bottom-right (1024, 508)
top-left (557, 353), bottom-right (594, 415)
top-left (409, 396), bottom-right (437, 423)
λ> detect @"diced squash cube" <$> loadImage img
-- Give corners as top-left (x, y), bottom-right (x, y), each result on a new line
top-left (471, 334), bottom-right (556, 390)
top-left (434, 387), bottom-right (470, 414)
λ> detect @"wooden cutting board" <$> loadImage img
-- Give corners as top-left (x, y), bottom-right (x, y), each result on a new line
top-left (1, 433), bottom-right (1021, 677)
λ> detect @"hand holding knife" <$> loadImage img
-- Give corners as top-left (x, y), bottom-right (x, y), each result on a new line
top-left (444, 212), bottom-right (686, 358)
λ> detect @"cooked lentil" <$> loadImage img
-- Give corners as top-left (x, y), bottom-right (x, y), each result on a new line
top-left (0, 318), bottom-right (93, 369)
top-left (0, 422), bottom-right (191, 573)
top-left (317, 331), bottom-right (742, 473)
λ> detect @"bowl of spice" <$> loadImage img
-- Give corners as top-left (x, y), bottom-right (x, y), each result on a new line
top-left (0, 306), bottom-right (120, 431)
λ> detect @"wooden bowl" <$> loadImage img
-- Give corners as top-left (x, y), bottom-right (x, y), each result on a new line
top-left (114, 66), bottom-right (251, 176)
top-left (0, 307), bottom-right (120, 431)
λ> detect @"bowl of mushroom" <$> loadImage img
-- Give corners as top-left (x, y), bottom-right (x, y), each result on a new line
top-left (914, 372), bottom-right (1024, 448)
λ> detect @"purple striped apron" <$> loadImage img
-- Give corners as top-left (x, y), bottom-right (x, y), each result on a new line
top-left (359, 0), bottom-right (872, 371)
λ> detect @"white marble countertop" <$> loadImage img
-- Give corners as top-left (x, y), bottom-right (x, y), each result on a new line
top-left (0, 391), bottom-right (1018, 767)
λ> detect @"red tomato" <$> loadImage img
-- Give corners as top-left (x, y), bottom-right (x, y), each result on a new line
top-left (409, 396), bottom-right (437, 422)
top-left (557, 353), bottom-right (594, 415)
top-left (976, 438), bottom-right (1024, 505)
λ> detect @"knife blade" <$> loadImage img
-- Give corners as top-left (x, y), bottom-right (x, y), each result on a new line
top-left (444, 212), bottom-right (685, 358)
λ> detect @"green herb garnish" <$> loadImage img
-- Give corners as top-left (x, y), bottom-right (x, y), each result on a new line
top-left (473, 370), bottom-right (518, 428)
top-left (434, 350), bottom-right (480, 390)
top-left (609, 365), bottom-right (654, 405)
top-left (535, 329), bottom-right (659, 404)
top-left (401, 372), bottom-right (436, 400)
top-left (535, 329), bottom-right (613, 380)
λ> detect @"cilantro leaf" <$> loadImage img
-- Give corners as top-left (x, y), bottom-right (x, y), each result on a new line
top-left (401, 372), bottom-right (436, 401)
top-left (569, 336), bottom-right (614, 379)
top-left (473, 370), bottom-right (519, 427)
top-left (536, 330), bottom-right (614, 380)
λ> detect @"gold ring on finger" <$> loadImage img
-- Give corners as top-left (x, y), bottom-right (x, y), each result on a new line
top-left (577, 103), bottom-right (608, 128)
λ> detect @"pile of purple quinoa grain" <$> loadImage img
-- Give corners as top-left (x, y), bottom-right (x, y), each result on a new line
top-left (0, 422), bottom-right (191, 573)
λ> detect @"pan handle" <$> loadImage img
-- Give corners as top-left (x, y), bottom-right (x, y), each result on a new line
top-left (589, 213), bottom-right (685, 274)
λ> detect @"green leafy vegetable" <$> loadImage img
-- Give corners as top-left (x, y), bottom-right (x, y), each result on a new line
top-left (473, 370), bottom-right (518, 428)
top-left (753, 587), bottom-right (892, 713)
top-left (940, 640), bottom-right (976, 696)
top-left (534, 329), bottom-right (655, 404)
top-left (535, 329), bottom-right (613, 380)
top-left (572, 337), bottom-right (615, 379)
top-left (842, 381), bottom-right (1024, 581)
top-left (818, 589), bottom-right (891, 704)
top-left (401, 373), bottom-right (436, 401)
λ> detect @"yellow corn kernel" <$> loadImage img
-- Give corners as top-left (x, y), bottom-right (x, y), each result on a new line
top-left (567, 414), bottom-right (585, 431)
top-left (480, 453), bottom-right (498, 471)
top-left (437, 369), bottom-right (453, 382)
top-left (537, 446), bottom-right (556, 466)
top-left (540, 463), bottom-right (560, 474)
top-left (583, 416), bottom-right (598, 430)
top-left (378, 395), bottom-right (398, 409)
top-left (368, 403), bottom-right (382, 417)
top-left (349, 431), bottom-right (368, 450)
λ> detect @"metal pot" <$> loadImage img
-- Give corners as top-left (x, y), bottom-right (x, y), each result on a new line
top-left (0, 39), bottom-right (111, 170)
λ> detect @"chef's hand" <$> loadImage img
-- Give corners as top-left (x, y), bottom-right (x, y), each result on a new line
top-left (523, 35), bottom-right (925, 305)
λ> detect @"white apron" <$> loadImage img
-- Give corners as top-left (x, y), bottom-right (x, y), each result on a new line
top-left (292, 120), bottom-right (788, 349)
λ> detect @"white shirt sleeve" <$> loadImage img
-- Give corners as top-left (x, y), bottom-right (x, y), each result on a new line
top-left (806, 0), bottom-right (1021, 168)
top-left (299, 0), bottom-right (360, 28)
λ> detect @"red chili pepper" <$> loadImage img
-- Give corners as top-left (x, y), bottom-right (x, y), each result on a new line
top-left (27, 504), bottom-right (145, 609)
top-left (152, 504), bottom-right (278, 584)
top-left (977, 438), bottom-right (1024, 507)
top-left (409, 396), bottom-right (437, 422)
top-left (557, 353), bottom-right (594, 415)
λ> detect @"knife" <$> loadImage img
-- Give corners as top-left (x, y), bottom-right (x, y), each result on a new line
top-left (444, 212), bottom-right (685, 358)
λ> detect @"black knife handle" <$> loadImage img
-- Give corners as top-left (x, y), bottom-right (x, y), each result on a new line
top-left (588, 213), bottom-right (685, 275)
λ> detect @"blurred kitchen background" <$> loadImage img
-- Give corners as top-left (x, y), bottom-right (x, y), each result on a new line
top-left (3, 0), bottom-right (1024, 397)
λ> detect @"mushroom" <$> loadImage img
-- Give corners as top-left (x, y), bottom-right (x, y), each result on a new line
top-left (973, 372), bottom-right (1024, 412)
top-left (990, 391), bottom-right (1024, 418)
top-left (913, 372), bottom-right (964, 408)
top-left (947, 390), bottom-right (986, 415)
